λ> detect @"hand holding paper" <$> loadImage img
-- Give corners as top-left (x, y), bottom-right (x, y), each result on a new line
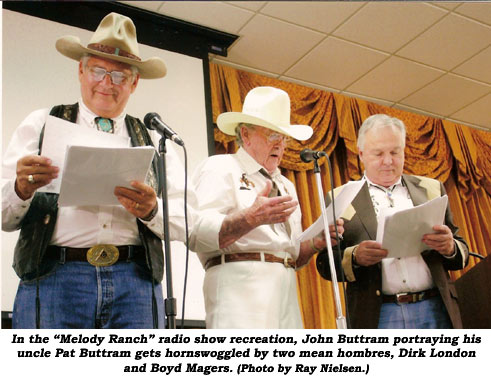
top-left (376, 195), bottom-right (449, 258)
top-left (298, 180), bottom-right (365, 242)
top-left (39, 115), bottom-right (130, 193)
top-left (114, 180), bottom-right (158, 220)
top-left (422, 224), bottom-right (455, 256)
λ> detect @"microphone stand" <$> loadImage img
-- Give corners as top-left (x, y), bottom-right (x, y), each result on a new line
top-left (157, 136), bottom-right (177, 329)
top-left (312, 155), bottom-right (347, 329)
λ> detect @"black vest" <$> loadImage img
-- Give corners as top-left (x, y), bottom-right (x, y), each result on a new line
top-left (13, 103), bottom-right (165, 282)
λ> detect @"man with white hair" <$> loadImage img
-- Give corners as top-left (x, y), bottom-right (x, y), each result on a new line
top-left (2, 13), bottom-right (187, 328)
top-left (190, 86), bottom-right (344, 328)
top-left (317, 114), bottom-right (469, 329)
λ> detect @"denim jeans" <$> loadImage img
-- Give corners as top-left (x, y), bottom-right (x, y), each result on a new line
top-left (378, 296), bottom-right (452, 329)
top-left (12, 261), bottom-right (165, 329)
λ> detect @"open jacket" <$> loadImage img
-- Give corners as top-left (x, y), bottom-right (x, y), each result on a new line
top-left (316, 174), bottom-right (469, 329)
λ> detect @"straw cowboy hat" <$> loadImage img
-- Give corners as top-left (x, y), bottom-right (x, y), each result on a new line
top-left (217, 86), bottom-right (313, 141)
top-left (55, 12), bottom-right (166, 79)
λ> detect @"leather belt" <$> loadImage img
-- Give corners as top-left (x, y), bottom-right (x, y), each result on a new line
top-left (382, 288), bottom-right (439, 304)
top-left (46, 245), bottom-right (144, 267)
top-left (205, 252), bottom-right (296, 271)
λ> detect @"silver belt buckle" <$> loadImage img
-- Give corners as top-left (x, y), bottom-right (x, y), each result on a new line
top-left (87, 244), bottom-right (119, 266)
top-left (395, 292), bottom-right (408, 304)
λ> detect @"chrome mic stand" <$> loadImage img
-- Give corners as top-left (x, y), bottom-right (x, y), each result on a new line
top-left (312, 155), bottom-right (347, 329)
top-left (157, 136), bottom-right (177, 329)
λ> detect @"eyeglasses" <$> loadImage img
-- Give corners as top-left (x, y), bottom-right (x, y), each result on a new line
top-left (253, 127), bottom-right (290, 144)
top-left (86, 66), bottom-right (132, 85)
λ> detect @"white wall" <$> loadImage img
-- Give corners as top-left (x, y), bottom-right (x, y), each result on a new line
top-left (1, 10), bottom-right (207, 321)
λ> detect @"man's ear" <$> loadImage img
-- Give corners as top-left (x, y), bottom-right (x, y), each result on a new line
top-left (240, 125), bottom-right (250, 146)
top-left (130, 74), bottom-right (140, 94)
top-left (78, 61), bottom-right (84, 81)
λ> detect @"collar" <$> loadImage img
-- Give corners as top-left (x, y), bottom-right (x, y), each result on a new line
top-left (78, 99), bottom-right (126, 130)
top-left (363, 173), bottom-right (403, 191)
top-left (236, 147), bottom-right (282, 178)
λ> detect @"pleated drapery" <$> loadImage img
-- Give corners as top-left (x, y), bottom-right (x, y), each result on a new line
top-left (209, 62), bottom-right (491, 329)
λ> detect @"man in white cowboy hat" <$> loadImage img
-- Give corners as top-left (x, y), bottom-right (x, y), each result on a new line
top-left (2, 13), bottom-right (187, 328)
top-left (189, 86), bottom-right (344, 328)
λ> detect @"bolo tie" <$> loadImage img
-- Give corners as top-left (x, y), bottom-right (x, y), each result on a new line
top-left (95, 117), bottom-right (114, 133)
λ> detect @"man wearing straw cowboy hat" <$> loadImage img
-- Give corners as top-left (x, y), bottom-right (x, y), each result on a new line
top-left (2, 13), bottom-right (188, 328)
top-left (189, 86), bottom-right (344, 328)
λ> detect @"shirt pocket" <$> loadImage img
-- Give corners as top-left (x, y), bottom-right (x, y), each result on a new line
top-left (237, 188), bottom-right (257, 209)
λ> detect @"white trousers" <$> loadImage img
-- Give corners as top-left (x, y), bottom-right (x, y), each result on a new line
top-left (203, 260), bottom-right (303, 329)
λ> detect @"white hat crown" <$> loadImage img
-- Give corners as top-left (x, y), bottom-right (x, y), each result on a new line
top-left (242, 87), bottom-right (291, 128)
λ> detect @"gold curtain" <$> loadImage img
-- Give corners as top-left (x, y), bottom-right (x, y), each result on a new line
top-left (209, 62), bottom-right (491, 328)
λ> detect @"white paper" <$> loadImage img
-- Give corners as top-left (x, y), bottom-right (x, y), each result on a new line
top-left (39, 115), bottom-right (130, 193)
top-left (376, 195), bottom-right (448, 258)
top-left (298, 180), bottom-right (366, 242)
top-left (58, 145), bottom-right (155, 206)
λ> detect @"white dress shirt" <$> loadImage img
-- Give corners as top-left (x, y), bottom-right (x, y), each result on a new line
top-left (365, 176), bottom-right (435, 294)
top-left (2, 100), bottom-right (191, 246)
top-left (189, 147), bottom-right (302, 267)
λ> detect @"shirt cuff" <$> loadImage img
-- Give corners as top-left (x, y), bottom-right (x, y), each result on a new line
top-left (341, 245), bottom-right (358, 282)
top-left (2, 179), bottom-right (32, 230)
top-left (191, 211), bottom-right (226, 252)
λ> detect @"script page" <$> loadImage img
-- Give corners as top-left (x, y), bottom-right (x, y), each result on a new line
top-left (58, 145), bottom-right (155, 206)
top-left (376, 195), bottom-right (448, 258)
top-left (298, 180), bottom-right (366, 242)
top-left (39, 115), bottom-right (130, 193)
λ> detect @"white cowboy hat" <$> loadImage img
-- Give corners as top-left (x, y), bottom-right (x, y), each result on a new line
top-left (55, 12), bottom-right (166, 79)
top-left (217, 86), bottom-right (313, 141)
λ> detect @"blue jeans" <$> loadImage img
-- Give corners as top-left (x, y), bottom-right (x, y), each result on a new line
top-left (378, 296), bottom-right (452, 329)
top-left (12, 261), bottom-right (165, 329)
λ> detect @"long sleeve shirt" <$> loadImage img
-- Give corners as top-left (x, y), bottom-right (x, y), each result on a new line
top-left (2, 100), bottom-right (192, 246)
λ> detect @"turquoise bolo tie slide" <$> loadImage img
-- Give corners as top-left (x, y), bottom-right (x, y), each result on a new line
top-left (95, 117), bottom-right (114, 133)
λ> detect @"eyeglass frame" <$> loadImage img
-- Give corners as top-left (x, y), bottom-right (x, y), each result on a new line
top-left (246, 124), bottom-right (291, 144)
top-left (84, 64), bottom-right (135, 85)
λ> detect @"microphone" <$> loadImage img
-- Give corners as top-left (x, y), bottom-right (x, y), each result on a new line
top-left (300, 148), bottom-right (326, 163)
top-left (144, 112), bottom-right (184, 146)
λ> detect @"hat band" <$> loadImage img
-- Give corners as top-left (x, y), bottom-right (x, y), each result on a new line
top-left (88, 43), bottom-right (141, 61)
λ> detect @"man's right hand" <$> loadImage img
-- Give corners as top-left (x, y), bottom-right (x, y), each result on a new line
top-left (15, 155), bottom-right (59, 200)
top-left (244, 180), bottom-right (298, 228)
top-left (353, 240), bottom-right (388, 266)
top-left (218, 180), bottom-right (298, 249)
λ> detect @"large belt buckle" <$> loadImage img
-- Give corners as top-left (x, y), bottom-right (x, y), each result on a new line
top-left (87, 245), bottom-right (119, 267)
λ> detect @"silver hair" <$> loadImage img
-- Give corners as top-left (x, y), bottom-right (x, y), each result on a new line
top-left (80, 53), bottom-right (138, 76)
top-left (357, 114), bottom-right (406, 151)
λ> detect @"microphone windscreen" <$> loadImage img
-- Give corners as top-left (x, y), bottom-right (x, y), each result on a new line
top-left (300, 148), bottom-right (314, 163)
top-left (144, 112), bottom-right (160, 129)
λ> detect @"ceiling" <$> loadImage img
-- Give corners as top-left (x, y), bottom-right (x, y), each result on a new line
top-left (122, 1), bottom-right (491, 132)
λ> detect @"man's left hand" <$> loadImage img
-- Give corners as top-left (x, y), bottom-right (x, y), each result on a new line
top-left (422, 225), bottom-right (455, 256)
top-left (114, 181), bottom-right (157, 220)
top-left (312, 219), bottom-right (345, 250)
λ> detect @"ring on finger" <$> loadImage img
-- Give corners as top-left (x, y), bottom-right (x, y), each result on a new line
top-left (135, 202), bottom-right (140, 210)
top-left (28, 174), bottom-right (35, 184)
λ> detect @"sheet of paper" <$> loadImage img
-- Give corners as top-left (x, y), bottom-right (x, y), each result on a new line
top-left (376, 195), bottom-right (448, 258)
top-left (298, 180), bottom-right (366, 242)
top-left (39, 115), bottom-right (130, 193)
top-left (58, 145), bottom-right (155, 207)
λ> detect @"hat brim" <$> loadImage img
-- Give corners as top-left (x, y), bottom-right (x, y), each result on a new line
top-left (56, 36), bottom-right (166, 79)
top-left (217, 112), bottom-right (313, 141)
